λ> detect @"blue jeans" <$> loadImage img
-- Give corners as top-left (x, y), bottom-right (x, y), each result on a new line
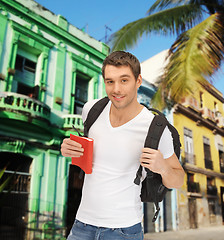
top-left (67, 219), bottom-right (144, 240)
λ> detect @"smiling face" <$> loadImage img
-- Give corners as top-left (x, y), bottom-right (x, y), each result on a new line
top-left (104, 64), bottom-right (142, 111)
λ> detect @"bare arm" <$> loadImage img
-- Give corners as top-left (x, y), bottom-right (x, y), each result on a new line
top-left (140, 148), bottom-right (185, 189)
top-left (61, 138), bottom-right (84, 157)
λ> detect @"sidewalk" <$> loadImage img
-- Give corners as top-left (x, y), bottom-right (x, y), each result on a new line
top-left (144, 225), bottom-right (224, 240)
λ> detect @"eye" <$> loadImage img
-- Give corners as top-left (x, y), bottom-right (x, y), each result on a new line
top-left (121, 79), bottom-right (128, 83)
top-left (106, 80), bottom-right (113, 84)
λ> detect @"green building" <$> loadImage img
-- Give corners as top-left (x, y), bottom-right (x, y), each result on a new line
top-left (0, 0), bottom-right (109, 239)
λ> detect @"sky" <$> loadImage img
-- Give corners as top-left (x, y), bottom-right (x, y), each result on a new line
top-left (34, 0), bottom-right (224, 95)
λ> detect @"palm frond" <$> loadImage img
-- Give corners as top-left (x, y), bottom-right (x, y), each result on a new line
top-left (0, 173), bottom-right (13, 193)
top-left (154, 12), bottom-right (224, 107)
top-left (0, 167), bottom-right (6, 179)
top-left (147, 0), bottom-right (188, 14)
top-left (110, 5), bottom-right (203, 51)
top-left (151, 84), bottom-right (166, 110)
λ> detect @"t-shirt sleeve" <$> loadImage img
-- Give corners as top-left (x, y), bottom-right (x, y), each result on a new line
top-left (158, 126), bottom-right (174, 159)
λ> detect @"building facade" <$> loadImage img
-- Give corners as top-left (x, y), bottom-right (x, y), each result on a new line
top-left (0, 0), bottom-right (109, 239)
top-left (141, 50), bottom-right (224, 231)
top-left (175, 83), bottom-right (224, 229)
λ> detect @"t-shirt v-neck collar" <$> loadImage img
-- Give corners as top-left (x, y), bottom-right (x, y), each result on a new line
top-left (106, 101), bottom-right (146, 130)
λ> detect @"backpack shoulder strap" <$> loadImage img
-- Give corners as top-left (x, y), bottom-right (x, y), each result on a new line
top-left (148, 107), bottom-right (181, 158)
top-left (144, 114), bottom-right (167, 149)
top-left (166, 123), bottom-right (181, 159)
top-left (83, 97), bottom-right (109, 137)
top-left (147, 107), bottom-right (165, 117)
top-left (134, 113), bottom-right (167, 185)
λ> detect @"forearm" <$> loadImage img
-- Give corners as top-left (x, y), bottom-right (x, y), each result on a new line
top-left (160, 165), bottom-right (185, 189)
top-left (140, 149), bottom-right (185, 189)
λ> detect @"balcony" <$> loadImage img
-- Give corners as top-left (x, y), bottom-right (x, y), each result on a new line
top-left (181, 96), bottom-right (200, 112)
top-left (207, 185), bottom-right (217, 196)
top-left (183, 152), bottom-right (196, 165)
top-left (0, 92), bottom-right (50, 121)
top-left (216, 116), bottom-right (224, 128)
top-left (187, 181), bottom-right (200, 193)
top-left (176, 104), bottom-right (224, 137)
top-left (200, 107), bottom-right (216, 123)
top-left (62, 114), bottom-right (84, 130)
top-left (0, 170), bottom-right (31, 194)
top-left (205, 159), bottom-right (213, 170)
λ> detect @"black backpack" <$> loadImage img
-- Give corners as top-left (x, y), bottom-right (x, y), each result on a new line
top-left (81, 97), bottom-right (181, 222)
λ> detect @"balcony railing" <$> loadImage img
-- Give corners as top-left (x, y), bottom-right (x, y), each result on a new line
top-left (207, 185), bottom-right (217, 196)
top-left (205, 159), bottom-right (213, 170)
top-left (183, 152), bottom-right (196, 165)
top-left (200, 107), bottom-right (216, 122)
top-left (187, 181), bottom-right (200, 193)
top-left (62, 114), bottom-right (84, 130)
top-left (0, 92), bottom-right (50, 121)
top-left (181, 96), bottom-right (200, 112)
top-left (0, 170), bottom-right (31, 194)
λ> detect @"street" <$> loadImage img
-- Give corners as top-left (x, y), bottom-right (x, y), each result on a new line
top-left (144, 225), bottom-right (224, 240)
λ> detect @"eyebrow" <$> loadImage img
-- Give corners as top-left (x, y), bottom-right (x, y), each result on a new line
top-left (120, 74), bottom-right (131, 78)
top-left (104, 74), bottom-right (131, 81)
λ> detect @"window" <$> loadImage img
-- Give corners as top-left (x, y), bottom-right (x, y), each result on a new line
top-left (187, 173), bottom-right (200, 193)
top-left (214, 102), bottom-right (218, 112)
top-left (207, 177), bottom-right (217, 195)
top-left (187, 173), bottom-right (194, 182)
top-left (184, 128), bottom-right (195, 164)
top-left (199, 92), bottom-right (204, 108)
top-left (203, 137), bottom-right (213, 170)
top-left (14, 55), bottom-right (38, 98)
top-left (15, 55), bottom-right (36, 73)
top-left (74, 73), bottom-right (90, 115)
top-left (218, 144), bottom-right (224, 173)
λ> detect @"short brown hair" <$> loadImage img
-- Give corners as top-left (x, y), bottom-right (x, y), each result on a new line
top-left (102, 51), bottom-right (141, 80)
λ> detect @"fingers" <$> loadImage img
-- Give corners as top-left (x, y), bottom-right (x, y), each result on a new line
top-left (141, 163), bottom-right (151, 169)
top-left (141, 152), bottom-right (152, 159)
top-left (61, 149), bottom-right (83, 157)
top-left (140, 148), bottom-right (159, 165)
top-left (140, 148), bottom-right (165, 174)
top-left (61, 138), bottom-right (84, 157)
top-left (141, 148), bottom-right (161, 161)
top-left (142, 147), bottom-right (157, 153)
top-left (63, 138), bottom-right (83, 148)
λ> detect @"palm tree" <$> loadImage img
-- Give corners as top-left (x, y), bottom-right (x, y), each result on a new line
top-left (0, 167), bottom-right (11, 193)
top-left (110, 0), bottom-right (224, 109)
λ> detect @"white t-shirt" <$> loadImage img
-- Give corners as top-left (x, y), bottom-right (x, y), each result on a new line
top-left (76, 99), bottom-right (174, 228)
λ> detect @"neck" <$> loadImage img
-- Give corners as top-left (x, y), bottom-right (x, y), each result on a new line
top-left (109, 100), bottom-right (143, 127)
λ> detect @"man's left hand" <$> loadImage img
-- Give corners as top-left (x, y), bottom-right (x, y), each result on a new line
top-left (140, 148), bottom-right (169, 174)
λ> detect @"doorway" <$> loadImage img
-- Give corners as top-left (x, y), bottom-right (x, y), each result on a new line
top-left (188, 198), bottom-right (198, 229)
top-left (66, 165), bottom-right (84, 237)
top-left (0, 152), bottom-right (32, 240)
top-left (221, 187), bottom-right (224, 224)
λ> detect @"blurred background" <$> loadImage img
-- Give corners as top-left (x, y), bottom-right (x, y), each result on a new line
top-left (0, 0), bottom-right (224, 239)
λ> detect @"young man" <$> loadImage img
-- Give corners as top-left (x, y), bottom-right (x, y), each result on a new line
top-left (61, 51), bottom-right (185, 240)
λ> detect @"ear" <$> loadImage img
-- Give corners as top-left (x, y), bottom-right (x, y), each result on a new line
top-left (136, 74), bottom-right (142, 89)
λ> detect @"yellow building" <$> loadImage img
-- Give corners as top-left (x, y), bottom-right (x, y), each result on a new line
top-left (174, 83), bottom-right (224, 229)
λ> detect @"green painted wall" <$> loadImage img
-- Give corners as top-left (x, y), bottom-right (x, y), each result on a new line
top-left (0, 11), bottom-right (8, 74)
top-left (0, 0), bottom-right (109, 238)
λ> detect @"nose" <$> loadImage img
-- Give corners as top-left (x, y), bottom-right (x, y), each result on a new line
top-left (113, 82), bottom-right (121, 93)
